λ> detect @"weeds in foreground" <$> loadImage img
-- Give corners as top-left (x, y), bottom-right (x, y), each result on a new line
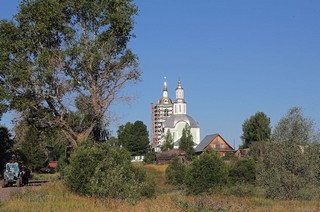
top-left (30, 172), bottom-right (60, 181)
top-left (1, 165), bottom-right (320, 211)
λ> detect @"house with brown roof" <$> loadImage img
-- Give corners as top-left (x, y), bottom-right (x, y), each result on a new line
top-left (195, 134), bottom-right (235, 156)
top-left (155, 149), bottom-right (187, 164)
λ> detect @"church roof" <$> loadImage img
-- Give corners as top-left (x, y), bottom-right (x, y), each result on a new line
top-left (158, 97), bottom-right (173, 105)
top-left (163, 114), bottom-right (200, 128)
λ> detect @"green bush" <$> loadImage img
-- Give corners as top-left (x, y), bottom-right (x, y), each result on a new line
top-left (90, 147), bottom-right (155, 200)
top-left (63, 141), bottom-right (155, 200)
top-left (143, 152), bottom-right (155, 164)
top-left (165, 157), bottom-right (186, 185)
top-left (57, 154), bottom-right (69, 177)
top-left (63, 141), bottom-right (107, 195)
top-left (257, 142), bottom-right (320, 200)
top-left (229, 158), bottom-right (256, 184)
top-left (185, 150), bottom-right (228, 194)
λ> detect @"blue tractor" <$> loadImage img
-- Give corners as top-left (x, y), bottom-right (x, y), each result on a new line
top-left (2, 162), bottom-right (23, 187)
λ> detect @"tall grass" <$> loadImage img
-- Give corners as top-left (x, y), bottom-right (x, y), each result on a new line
top-left (1, 164), bottom-right (320, 211)
top-left (30, 172), bottom-right (60, 181)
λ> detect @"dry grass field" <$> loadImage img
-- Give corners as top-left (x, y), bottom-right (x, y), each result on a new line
top-left (1, 164), bottom-right (320, 211)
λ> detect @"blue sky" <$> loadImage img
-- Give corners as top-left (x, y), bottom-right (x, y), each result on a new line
top-left (1, 0), bottom-right (320, 148)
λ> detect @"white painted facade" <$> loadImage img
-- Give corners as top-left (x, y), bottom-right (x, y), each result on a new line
top-left (156, 80), bottom-right (200, 152)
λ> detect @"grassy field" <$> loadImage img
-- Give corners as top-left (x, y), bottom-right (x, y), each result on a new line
top-left (29, 172), bottom-right (60, 181)
top-left (1, 164), bottom-right (320, 211)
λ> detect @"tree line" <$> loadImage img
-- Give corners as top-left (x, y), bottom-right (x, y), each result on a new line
top-left (1, 0), bottom-right (320, 202)
top-left (165, 107), bottom-right (320, 200)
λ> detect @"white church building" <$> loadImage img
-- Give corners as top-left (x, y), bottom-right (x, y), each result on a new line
top-left (150, 79), bottom-right (200, 152)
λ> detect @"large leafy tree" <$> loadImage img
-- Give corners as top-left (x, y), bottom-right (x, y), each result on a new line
top-left (272, 107), bottom-right (318, 144)
top-left (241, 112), bottom-right (271, 148)
top-left (117, 120), bottom-right (149, 156)
top-left (161, 129), bottom-right (173, 152)
top-left (258, 107), bottom-right (320, 200)
top-left (179, 124), bottom-right (194, 159)
top-left (0, 0), bottom-right (140, 147)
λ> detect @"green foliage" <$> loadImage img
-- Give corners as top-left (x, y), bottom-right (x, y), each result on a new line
top-left (63, 141), bottom-right (105, 195)
top-left (16, 125), bottom-right (47, 171)
top-left (117, 121), bottom-right (150, 156)
top-left (67, 95), bottom-right (110, 143)
top-left (257, 142), bottom-right (320, 200)
top-left (0, 126), bottom-right (13, 174)
top-left (12, 112), bottom-right (69, 172)
top-left (257, 108), bottom-right (320, 200)
top-left (143, 152), bottom-right (156, 164)
top-left (185, 150), bottom-right (228, 194)
top-left (272, 107), bottom-right (318, 144)
top-left (248, 141), bottom-right (270, 161)
top-left (165, 157), bottom-right (186, 185)
top-left (223, 152), bottom-right (235, 161)
top-left (63, 141), bottom-right (154, 200)
top-left (57, 154), bottom-right (69, 177)
top-left (107, 136), bottom-right (120, 147)
top-left (161, 130), bottom-right (173, 152)
top-left (241, 112), bottom-right (271, 148)
top-left (90, 147), bottom-right (154, 200)
top-left (0, 0), bottom-right (140, 146)
top-left (229, 158), bottom-right (256, 184)
top-left (0, 85), bottom-right (8, 120)
top-left (179, 125), bottom-right (194, 159)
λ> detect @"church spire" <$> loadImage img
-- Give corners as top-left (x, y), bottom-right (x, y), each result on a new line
top-left (163, 77), bottom-right (168, 97)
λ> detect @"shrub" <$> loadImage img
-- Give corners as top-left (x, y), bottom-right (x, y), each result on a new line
top-left (257, 142), bottom-right (320, 200)
top-left (90, 147), bottom-right (155, 200)
top-left (185, 150), bottom-right (228, 194)
top-left (229, 158), bottom-right (256, 184)
top-left (63, 141), bottom-right (108, 195)
top-left (57, 154), bottom-right (69, 177)
top-left (165, 157), bottom-right (186, 185)
top-left (143, 152), bottom-right (156, 164)
top-left (63, 141), bottom-right (155, 200)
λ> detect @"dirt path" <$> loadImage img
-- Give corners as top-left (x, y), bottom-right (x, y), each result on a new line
top-left (0, 180), bottom-right (47, 201)
top-left (0, 186), bottom-right (25, 201)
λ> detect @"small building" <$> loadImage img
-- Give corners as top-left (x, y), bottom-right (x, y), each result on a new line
top-left (155, 149), bottom-right (187, 164)
top-left (195, 134), bottom-right (235, 156)
top-left (131, 155), bottom-right (145, 162)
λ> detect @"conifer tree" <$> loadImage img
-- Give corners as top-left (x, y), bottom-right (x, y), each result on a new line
top-left (161, 130), bottom-right (173, 152)
top-left (179, 125), bottom-right (194, 159)
top-left (117, 121), bottom-right (149, 156)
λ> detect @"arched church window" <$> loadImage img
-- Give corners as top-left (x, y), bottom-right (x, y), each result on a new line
top-left (164, 109), bottom-right (169, 116)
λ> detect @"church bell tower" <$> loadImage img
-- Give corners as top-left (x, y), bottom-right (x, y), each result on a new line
top-left (173, 80), bottom-right (187, 115)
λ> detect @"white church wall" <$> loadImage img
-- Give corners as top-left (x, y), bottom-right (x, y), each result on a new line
top-left (191, 128), bottom-right (200, 146)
